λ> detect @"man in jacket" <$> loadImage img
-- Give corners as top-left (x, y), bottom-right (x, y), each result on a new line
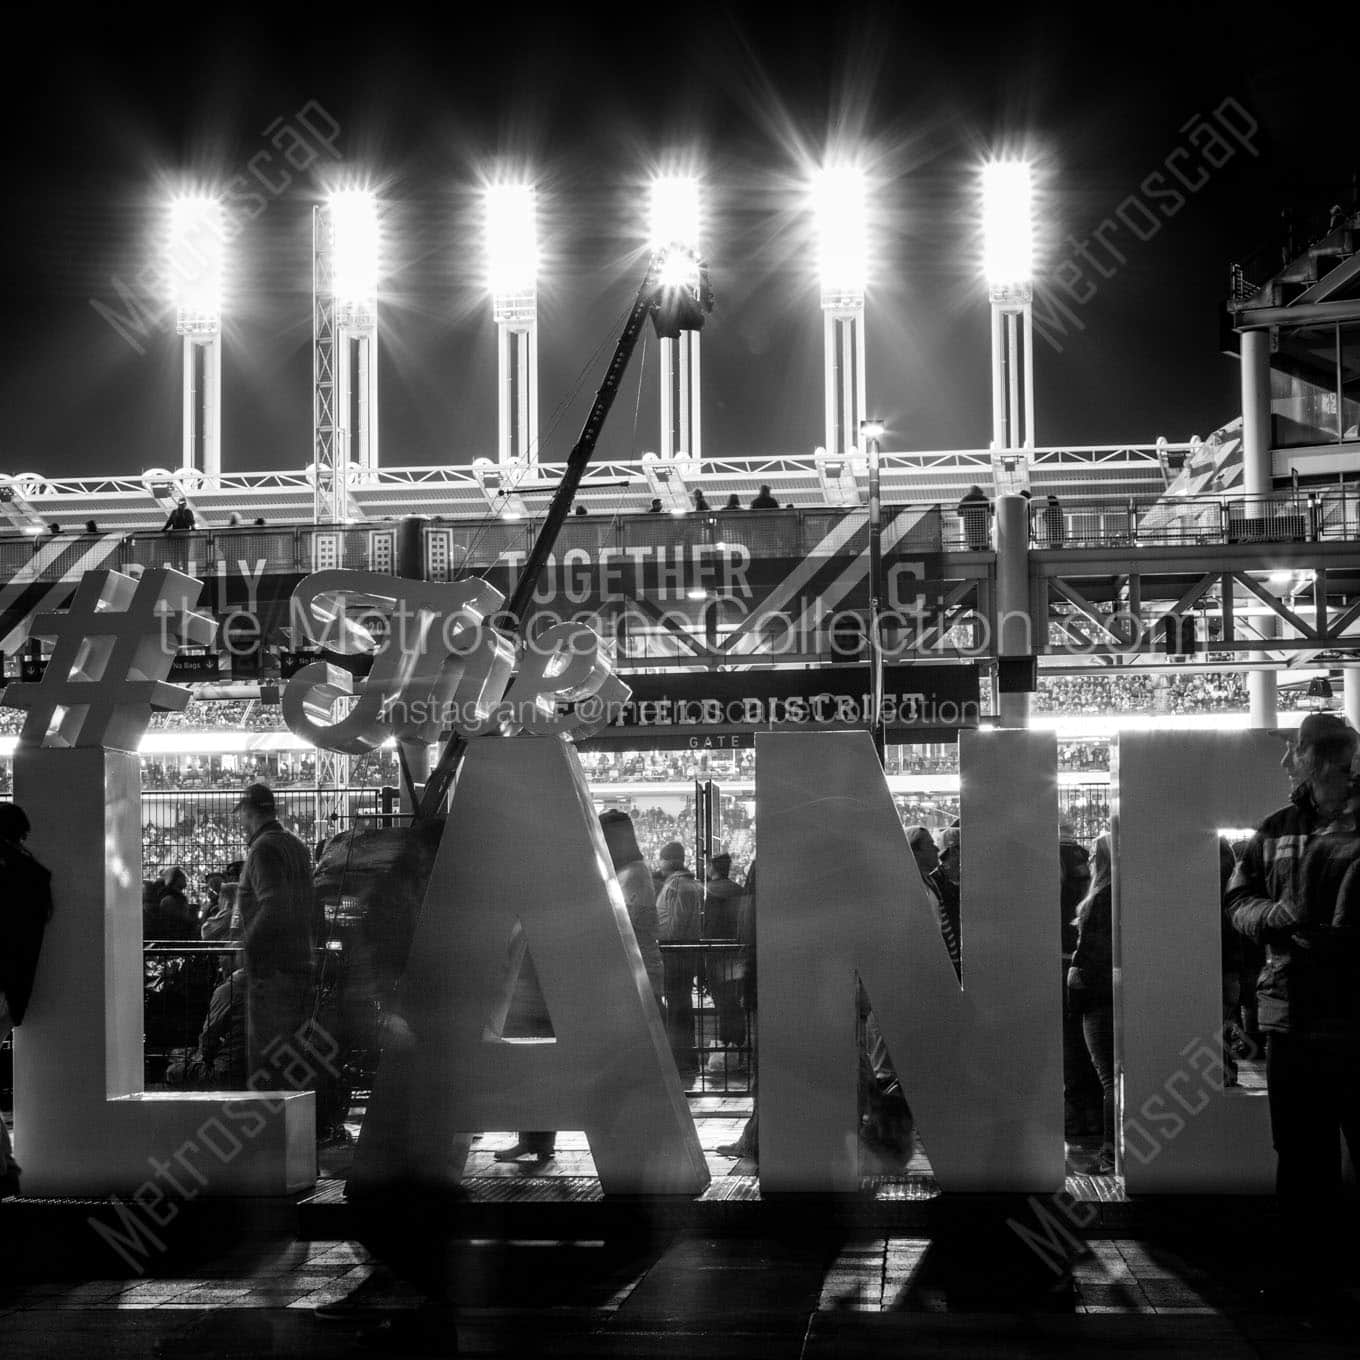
top-left (656, 841), bottom-right (702, 1077)
top-left (703, 853), bottom-right (747, 1051)
top-left (1226, 712), bottom-right (1360, 1310)
top-left (234, 783), bottom-right (318, 1090)
top-left (0, 801), bottom-right (52, 1198)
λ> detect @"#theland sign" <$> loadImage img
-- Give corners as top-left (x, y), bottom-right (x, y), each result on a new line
top-left (3, 567), bottom-right (1278, 1200)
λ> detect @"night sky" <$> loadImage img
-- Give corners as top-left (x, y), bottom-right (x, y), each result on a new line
top-left (2, 2), bottom-right (1351, 481)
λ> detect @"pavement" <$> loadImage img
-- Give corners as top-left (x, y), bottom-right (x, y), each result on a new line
top-left (2, 1229), bottom-right (1359, 1358)
top-left (4, 1074), bottom-right (1359, 1356)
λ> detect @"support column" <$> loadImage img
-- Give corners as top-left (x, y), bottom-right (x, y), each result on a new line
top-left (995, 493), bottom-right (1032, 729)
top-left (1242, 328), bottom-right (1276, 728)
top-left (1345, 669), bottom-right (1360, 731)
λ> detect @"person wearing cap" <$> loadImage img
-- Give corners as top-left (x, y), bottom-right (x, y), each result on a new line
top-left (1226, 711), bottom-right (1360, 1312)
top-left (234, 783), bottom-right (318, 1091)
top-left (656, 841), bottom-right (702, 1077)
top-left (703, 852), bottom-right (747, 1054)
top-left (930, 827), bottom-right (962, 978)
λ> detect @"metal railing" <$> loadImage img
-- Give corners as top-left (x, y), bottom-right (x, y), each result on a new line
top-left (1041, 489), bottom-right (1359, 549)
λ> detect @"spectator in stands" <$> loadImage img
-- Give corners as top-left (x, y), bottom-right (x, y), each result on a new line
top-left (656, 840), bottom-right (702, 1077)
top-left (749, 484), bottom-right (779, 510)
top-left (165, 968), bottom-right (247, 1088)
top-left (1226, 711), bottom-right (1360, 1312)
top-left (227, 512), bottom-right (242, 526)
top-left (721, 494), bottom-right (741, 511)
top-left (957, 485), bottom-right (991, 550)
top-left (234, 782), bottom-right (318, 1090)
top-left (144, 866), bottom-right (195, 940)
top-left (83, 519), bottom-right (98, 534)
top-left (163, 499), bottom-right (195, 532)
top-left (573, 504), bottom-right (588, 516)
top-left (692, 489), bottom-right (710, 514)
top-left (1068, 832), bottom-right (1115, 1174)
top-left (647, 498), bottom-right (663, 513)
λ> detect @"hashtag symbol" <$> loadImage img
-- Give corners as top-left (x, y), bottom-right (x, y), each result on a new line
top-left (3, 567), bottom-right (216, 750)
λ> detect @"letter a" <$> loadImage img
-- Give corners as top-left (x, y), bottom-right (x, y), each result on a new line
top-left (351, 737), bottom-right (708, 1196)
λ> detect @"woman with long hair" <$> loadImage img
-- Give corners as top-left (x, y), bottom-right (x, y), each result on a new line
top-left (1067, 833), bottom-right (1115, 1174)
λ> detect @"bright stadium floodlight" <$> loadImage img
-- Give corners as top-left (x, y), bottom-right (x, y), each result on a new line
top-left (814, 165), bottom-right (867, 305)
top-left (170, 195), bottom-right (224, 484)
top-left (329, 189), bottom-right (379, 313)
top-left (169, 195), bottom-right (224, 328)
top-left (487, 183), bottom-right (538, 300)
top-left (487, 183), bottom-right (540, 467)
top-left (982, 159), bottom-right (1036, 464)
top-left (982, 160), bottom-right (1033, 288)
top-left (314, 188), bottom-right (381, 516)
top-left (648, 175), bottom-right (700, 254)
top-left (814, 163), bottom-right (868, 456)
top-left (649, 175), bottom-right (705, 461)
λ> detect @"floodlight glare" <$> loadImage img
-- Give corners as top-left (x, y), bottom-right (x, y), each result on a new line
top-left (329, 189), bottom-right (379, 311)
top-left (487, 183), bottom-right (537, 298)
top-left (648, 176), bottom-right (700, 253)
top-left (860, 419), bottom-right (885, 442)
top-left (169, 195), bottom-right (224, 325)
top-left (982, 160), bottom-right (1033, 287)
top-left (814, 165), bottom-right (867, 302)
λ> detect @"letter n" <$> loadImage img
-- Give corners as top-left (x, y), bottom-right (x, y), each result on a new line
top-left (350, 737), bottom-right (708, 1196)
top-left (757, 730), bottom-right (1064, 1192)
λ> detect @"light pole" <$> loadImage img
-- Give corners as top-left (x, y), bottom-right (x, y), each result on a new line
top-left (170, 196), bottom-right (224, 482)
top-left (983, 161), bottom-right (1035, 461)
top-left (488, 183), bottom-right (539, 466)
top-left (816, 165), bottom-right (868, 457)
top-left (649, 175), bottom-right (703, 459)
top-left (861, 417), bottom-right (886, 762)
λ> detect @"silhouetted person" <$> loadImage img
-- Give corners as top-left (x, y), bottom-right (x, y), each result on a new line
top-left (692, 489), bottom-right (710, 513)
top-left (83, 519), bottom-right (98, 534)
top-left (647, 498), bottom-right (663, 513)
top-left (749, 484), bottom-right (779, 509)
top-left (957, 485), bottom-right (991, 550)
top-left (163, 499), bottom-right (195, 531)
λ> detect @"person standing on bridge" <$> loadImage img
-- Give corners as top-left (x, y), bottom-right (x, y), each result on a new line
top-left (957, 485), bottom-right (991, 550)
top-left (163, 499), bottom-right (195, 532)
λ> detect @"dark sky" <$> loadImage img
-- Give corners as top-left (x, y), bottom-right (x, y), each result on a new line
top-left (1, 2), bottom-right (1350, 481)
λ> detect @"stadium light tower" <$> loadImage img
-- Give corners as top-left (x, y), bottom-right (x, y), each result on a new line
top-left (313, 189), bottom-right (379, 523)
top-left (487, 184), bottom-right (539, 467)
top-left (983, 160), bottom-right (1035, 454)
top-left (170, 196), bottom-right (224, 481)
top-left (649, 176), bottom-right (703, 460)
top-left (815, 165), bottom-right (868, 457)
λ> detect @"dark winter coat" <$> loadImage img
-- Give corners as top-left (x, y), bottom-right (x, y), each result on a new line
top-left (0, 837), bottom-right (53, 1025)
top-left (1226, 785), bottom-right (1360, 1042)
